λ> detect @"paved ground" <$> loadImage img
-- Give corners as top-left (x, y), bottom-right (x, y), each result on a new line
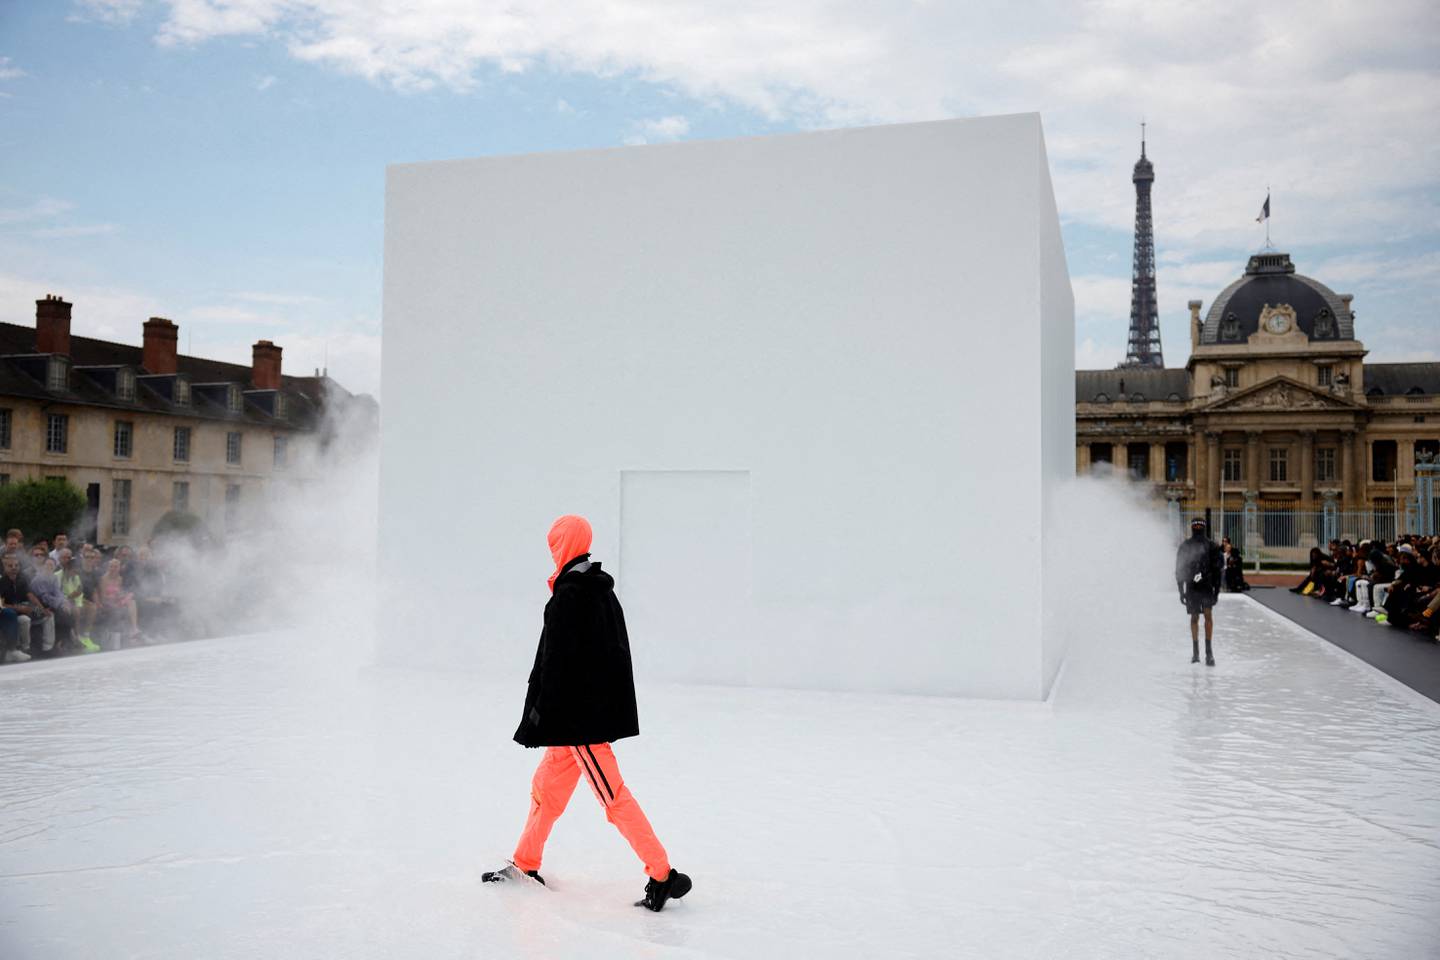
top-left (1250, 586), bottom-right (1440, 703)
top-left (3, 599), bottom-right (1439, 959)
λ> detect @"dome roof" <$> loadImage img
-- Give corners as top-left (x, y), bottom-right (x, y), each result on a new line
top-left (1200, 252), bottom-right (1353, 345)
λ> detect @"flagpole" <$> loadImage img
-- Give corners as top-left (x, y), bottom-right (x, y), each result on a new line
top-left (1266, 185), bottom-right (1271, 248)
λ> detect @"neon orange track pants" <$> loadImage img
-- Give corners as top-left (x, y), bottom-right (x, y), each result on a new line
top-left (511, 743), bottom-right (671, 880)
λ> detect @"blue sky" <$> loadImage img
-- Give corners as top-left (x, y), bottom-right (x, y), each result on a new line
top-left (1, 0), bottom-right (1437, 397)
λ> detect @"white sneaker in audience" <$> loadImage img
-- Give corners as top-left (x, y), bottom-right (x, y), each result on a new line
top-left (1350, 605), bottom-right (1370, 614)
top-left (1329, 598), bottom-right (1348, 606)
top-left (3, 649), bottom-right (30, 663)
top-left (1366, 610), bottom-right (1381, 618)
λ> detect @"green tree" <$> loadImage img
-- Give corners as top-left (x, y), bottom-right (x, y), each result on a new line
top-left (0, 479), bottom-right (86, 544)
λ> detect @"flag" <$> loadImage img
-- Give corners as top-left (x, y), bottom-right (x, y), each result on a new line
top-left (1256, 193), bottom-right (1270, 223)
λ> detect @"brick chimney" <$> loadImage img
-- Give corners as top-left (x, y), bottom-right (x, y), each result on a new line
top-left (252, 340), bottom-right (283, 390)
top-left (36, 294), bottom-right (72, 355)
top-left (143, 317), bottom-right (179, 374)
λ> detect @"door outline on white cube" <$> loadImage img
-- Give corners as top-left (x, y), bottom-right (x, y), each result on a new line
top-left (618, 470), bottom-right (753, 685)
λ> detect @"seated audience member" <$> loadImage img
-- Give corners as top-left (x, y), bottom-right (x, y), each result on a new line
top-left (56, 549), bottom-right (99, 653)
top-left (1399, 544), bottom-right (1440, 636)
top-left (29, 556), bottom-right (77, 653)
top-left (4, 529), bottom-right (34, 576)
top-left (116, 545), bottom-right (136, 588)
top-left (0, 551), bottom-right (52, 655)
top-left (1352, 540), bottom-right (1396, 616)
top-left (1331, 542), bottom-right (1366, 607)
top-left (1292, 548), bottom-right (1332, 596)
top-left (130, 546), bottom-right (177, 640)
top-left (1221, 537), bottom-right (1250, 592)
top-left (49, 532), bottom-right (70, 565)
top-left (75, 546), bottom-right (105, 647)
top-left (96, 557), bottom-right (142, 645)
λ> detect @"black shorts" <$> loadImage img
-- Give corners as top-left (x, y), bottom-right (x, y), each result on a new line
top-left (1183, 588), bottom-right (1218, 615)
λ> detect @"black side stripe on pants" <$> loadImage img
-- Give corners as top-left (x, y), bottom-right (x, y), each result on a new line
top-left (574, 748), bottom-right (606, 803)
top-left (584, 745), bottom-right (616, 802)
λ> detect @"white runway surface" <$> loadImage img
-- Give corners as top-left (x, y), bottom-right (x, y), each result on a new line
top-left (2, 594), bottom-right (1438, 959)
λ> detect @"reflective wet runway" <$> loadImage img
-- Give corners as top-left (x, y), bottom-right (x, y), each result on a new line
top-left (2, 595), bottom-right (1437, 958)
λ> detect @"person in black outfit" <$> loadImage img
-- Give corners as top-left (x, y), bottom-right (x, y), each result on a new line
top-left (1176, 518), bottom-right (1223, 665)
top-left (1221, 537), bottom-right (1250, 592)
top-left (483, 514), bottom-right (692, 912)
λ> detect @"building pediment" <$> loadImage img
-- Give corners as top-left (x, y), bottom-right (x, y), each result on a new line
top-left (1203, 376), bottom-right (1360, 413)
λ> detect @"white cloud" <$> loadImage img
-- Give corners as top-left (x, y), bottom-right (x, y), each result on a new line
top-left (32, 223), bottom-right (121, 239)
top-left (231, 291), bottom-right (327, 306)
top-left (0, 197), bottom-right (74, 225)
top-left (0, 271), bottom-right (166, 341)
top-left (68, 0), bottom-right (144, 23)
top-left (80, 1), bottom-right (1437, 368)
top-left (1075, 336), bottom-right (1121, 371)
top-left (255, 74), bottom-right (277, 91)
top-left (124, 2), bottom-right (1437, 254)
top-left (0, 270), bottom-right (381, 396)
top-left (640, 115), bottom-right (689, 140)
top-left (0, 57), bottom-right (25, 81)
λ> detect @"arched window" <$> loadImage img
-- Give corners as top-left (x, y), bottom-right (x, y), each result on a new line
top-left (1406, 385), bottom-right (1425, 395)
top-left (1094, 393), bottom-right (1110, 403)
top-left (1128, 393), bottom-right (1146, 403)
top-left (1167, 392), bottom-right (1182, 401)
top-left (1367, 386), bottom-right (1384, 397)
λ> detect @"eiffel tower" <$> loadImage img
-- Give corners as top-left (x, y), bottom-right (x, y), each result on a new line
top-left (1120, 129), bottom-right (1164, 368)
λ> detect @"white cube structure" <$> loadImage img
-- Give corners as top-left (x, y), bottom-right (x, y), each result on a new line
top-left (382, 113), bottom-right (1073, 699)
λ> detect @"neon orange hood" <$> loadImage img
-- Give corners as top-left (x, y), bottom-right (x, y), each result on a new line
top-left (547, 515), bottom-right (593, 593)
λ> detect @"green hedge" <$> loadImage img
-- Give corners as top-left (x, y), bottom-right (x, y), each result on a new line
top-left (0, 479), bottom-right (86, 544)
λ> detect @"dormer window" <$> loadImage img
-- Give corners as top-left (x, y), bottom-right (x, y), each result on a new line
top-left (1313, 308), bottom-right (1336, 339)
top-left (175, 377), bottom-right (190, 407)
top-left (1220, 313), bottom-right (1240, 342)
top-left (275, 394), bottom-right (288, 420)
top-left (117, 368), bottom-right (136, 402)
top-left (46, 356), bottom-right (69, 392)
top-left (227, 384), bottom-right (242, 413)
top-left (1128, 393), bottom-right (1146, 403)
top-left (1094, 393), bottom-right (1110, 403)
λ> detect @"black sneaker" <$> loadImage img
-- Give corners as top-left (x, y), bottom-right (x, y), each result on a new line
top-left (1205, 656), bottom-right (1216, 667)
top-left (482, 864), bottom-right (545, 886)
top-left (1190, 653), bottom-right (1200, 664)
top-left (636, 869), bottom-right (692, 911)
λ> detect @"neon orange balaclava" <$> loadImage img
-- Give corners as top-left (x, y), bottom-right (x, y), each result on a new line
top-left (547, 515), bottom-right (593, 593)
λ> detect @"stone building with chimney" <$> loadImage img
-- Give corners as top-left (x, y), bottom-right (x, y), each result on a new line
top-left (0, 295), bottom-right (369, 545)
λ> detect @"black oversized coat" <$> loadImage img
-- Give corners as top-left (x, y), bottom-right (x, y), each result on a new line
top-left (513, 555), bottom-right (641, 748)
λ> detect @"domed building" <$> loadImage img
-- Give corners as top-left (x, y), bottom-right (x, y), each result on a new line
top-left (1075, 248), bottom-right (1440, 550)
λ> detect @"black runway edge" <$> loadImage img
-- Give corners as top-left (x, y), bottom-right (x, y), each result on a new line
top-left (1250, 587), bottom-right (1440, 705)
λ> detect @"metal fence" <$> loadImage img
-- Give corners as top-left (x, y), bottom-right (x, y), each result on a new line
top-left (1163, 494), bottom-right (1439, 571)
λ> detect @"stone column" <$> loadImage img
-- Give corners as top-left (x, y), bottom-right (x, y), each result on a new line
top-left (1206, 433), bottom-right (1221, 507)
top-left (1341, 430), bottom-right (1357, 508)
top-left (1076, 443), bottom-right (1089, 475)
top-left (1299, 430), bottom-right (1315, 510)
top-left (1246, 430), bottom-right (1261, 497)
top-left (1399, 439), bottom-right (1416, 488)
top-left (1150, 442), bottom-right (1166, 485)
